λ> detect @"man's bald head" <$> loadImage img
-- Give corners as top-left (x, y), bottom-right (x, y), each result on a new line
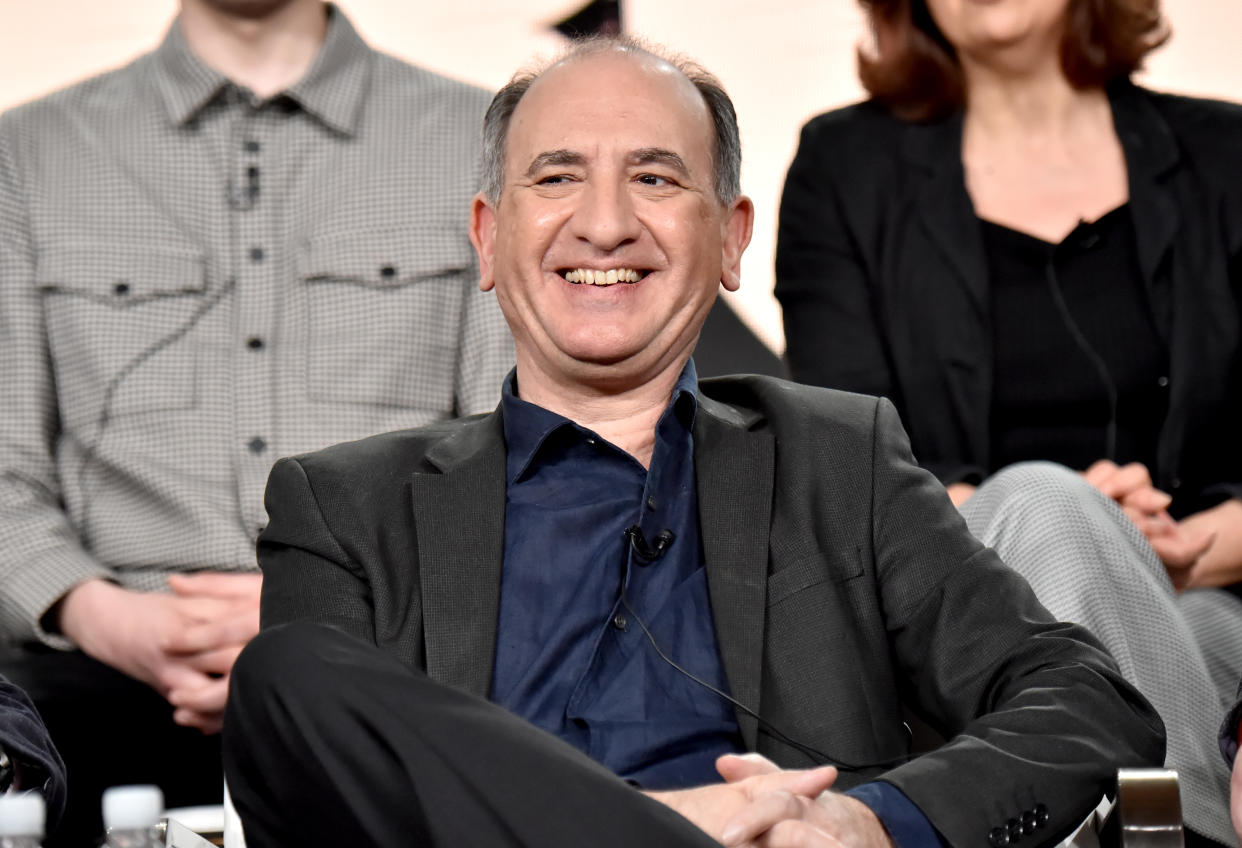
top-left (480, 37), bottom-right (741, 206)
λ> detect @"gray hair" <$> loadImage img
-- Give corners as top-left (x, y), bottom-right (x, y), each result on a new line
top-left (480, 36), bottom-right (742, 206)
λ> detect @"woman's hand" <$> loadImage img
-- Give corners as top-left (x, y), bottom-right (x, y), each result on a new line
top-left (1083, 460), bottom-right (1216, 587)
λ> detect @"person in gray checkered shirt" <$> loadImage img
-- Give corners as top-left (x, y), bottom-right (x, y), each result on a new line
top-left (0, 0), bottom-right (514, 842)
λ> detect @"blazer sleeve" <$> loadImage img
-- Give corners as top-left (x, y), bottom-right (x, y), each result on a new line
top-left (865, 399), bottom-right (1165, 845)
top-left (775, 115), bottom-right (897, 402)
top-left (257, 456), bottom-right (377, 643)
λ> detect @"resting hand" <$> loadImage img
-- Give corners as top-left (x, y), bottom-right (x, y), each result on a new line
top-left (1083, 460), bottom-right (1214, 583)
top-left (57, 573), bottom-right (261, 733)
top-left (1177, 499), bottom-right (1242, 590)
top-left (715, 754), bottom-right (893, 848)
top-left (648, 761), bottom-right (840, 845)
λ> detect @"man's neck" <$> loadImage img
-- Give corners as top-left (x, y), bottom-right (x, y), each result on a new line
top-left (513, 357), bottom-right (691, 470)
top-left (178, 0), bottom-right (329, 98)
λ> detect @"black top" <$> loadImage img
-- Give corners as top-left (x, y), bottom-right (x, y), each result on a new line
top-left (983, 205), bottom-right (1170, 475)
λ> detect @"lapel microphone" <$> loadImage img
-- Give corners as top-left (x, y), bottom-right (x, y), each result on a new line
top-left (623, 525), bottom-right (675, 563)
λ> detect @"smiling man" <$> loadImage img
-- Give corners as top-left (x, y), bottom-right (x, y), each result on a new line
top-left (222, 38), bottom-right (1164, 848)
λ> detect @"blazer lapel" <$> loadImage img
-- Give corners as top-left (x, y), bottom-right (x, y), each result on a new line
top-left (695, 392), bottom-right (774, 749)
top-left (411, 412), bottom-right (507, 698)
top-left (901, 113), bottom-right (990, 320)
top-left (1112, 82), bottom-right (1180, 342)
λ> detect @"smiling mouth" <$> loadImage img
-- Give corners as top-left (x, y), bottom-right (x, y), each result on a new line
top-left (560, 268), bottom-right (650, 286)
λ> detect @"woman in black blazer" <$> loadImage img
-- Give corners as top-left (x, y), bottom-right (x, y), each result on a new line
top-left (776, 0), bottom-right (1241, 842)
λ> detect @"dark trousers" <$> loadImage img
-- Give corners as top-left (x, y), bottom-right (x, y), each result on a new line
top-left (223, 623), bottom-right (718, 848)
top-left (0, 646), bottom-right (222, 848)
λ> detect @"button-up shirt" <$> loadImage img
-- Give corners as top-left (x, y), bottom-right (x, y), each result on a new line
top-left (492, 363), bottom-right (943, 845)
top-left (493, 362), bottom-right (742, 789)
top-left (0, 6), bottom-right (514, 644)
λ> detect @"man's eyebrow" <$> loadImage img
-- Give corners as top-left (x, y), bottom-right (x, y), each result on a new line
top-left (524, 149), bottom-right (585, 178)
top-left (629, 148), bottom-right (690, 176)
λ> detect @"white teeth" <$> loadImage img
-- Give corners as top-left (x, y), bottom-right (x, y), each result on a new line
top-left (564, 268), bottom-right (644, 285)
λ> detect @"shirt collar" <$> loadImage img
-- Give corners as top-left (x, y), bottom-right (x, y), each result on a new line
top-left (501, 360), bottom-right (700, 485)
top-left (149, 3), bottom-right (371, 135)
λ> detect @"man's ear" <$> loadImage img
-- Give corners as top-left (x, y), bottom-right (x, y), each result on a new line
top-left (469, 193), bottom-right (498, 292)
top-left (720, 195), bottom-right (754, 292)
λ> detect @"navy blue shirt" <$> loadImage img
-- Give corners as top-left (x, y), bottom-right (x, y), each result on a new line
top-left (493, 361), bottom-right (742, 789)
top-left (491, 362), bottom-right (943, 845)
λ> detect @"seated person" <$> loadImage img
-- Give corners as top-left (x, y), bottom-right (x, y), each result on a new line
top-left (775, 0), bottom-right (1241, 841)
top-left (222, 37), bottom-right (1165, 848)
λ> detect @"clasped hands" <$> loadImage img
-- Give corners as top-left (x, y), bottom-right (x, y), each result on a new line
top-left (57, 572), bottom-right (262, 734)
top-left (649, 753), bottom-right (893, 848)
top-left (1082, 460), bottom-right (1217, 589)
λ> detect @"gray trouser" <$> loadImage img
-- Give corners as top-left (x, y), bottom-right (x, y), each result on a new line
top-left (962, 462), bottom-right (1242, 846)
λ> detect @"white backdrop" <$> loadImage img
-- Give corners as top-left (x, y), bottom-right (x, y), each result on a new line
top-left (0, 0), bottom-right (1237, 352)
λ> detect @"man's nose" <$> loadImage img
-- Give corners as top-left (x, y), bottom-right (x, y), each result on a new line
top-left (569, 179), bottom-right (642, 250)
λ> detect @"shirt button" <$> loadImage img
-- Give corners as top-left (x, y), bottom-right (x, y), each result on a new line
top-left (249, 246), bottom-right (265, 262)
top-left (379, 265), bottom-right (397, 279)
top-left (248, 437), bottom-right (267, 454)
top-left (612, 613), bottom-right (627, 631)
top-left (1157, 375), bottom-right (1169, 387)
top-left (113, 281), bottom-right (131, 296)
top-left (646, 496), bottom-right (658, 511)
top-left (244, 140), bottom-right (260, 153)
top-left (1170, 477), bottom-right (1182, 489)
top-left (246, 337), bottom-right (265, 351)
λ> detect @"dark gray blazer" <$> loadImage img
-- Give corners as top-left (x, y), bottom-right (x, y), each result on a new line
top-left (258, 375), bottom-right (1164, 847)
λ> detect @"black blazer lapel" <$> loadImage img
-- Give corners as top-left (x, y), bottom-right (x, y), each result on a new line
top-left (411, 412), bottom-right (507, 698)
top-left (694, 394), bottom-right (774, 749)
top-left (1112, 82), bottom-right (1181, 342)
top-left (901, 113), bottom-right (990, 320)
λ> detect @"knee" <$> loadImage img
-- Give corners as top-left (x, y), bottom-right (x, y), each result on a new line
top-left (228, 622), bottom-right (351, 718)
top-left (980, 460), bottom-right (1105, 521)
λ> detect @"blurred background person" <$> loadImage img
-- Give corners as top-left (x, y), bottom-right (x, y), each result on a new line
top-left (775, 0), bottom-right (1241, 843)
top-left (0, 0), bottom-right (512, 843)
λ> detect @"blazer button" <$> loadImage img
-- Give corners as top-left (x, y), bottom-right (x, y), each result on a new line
top-left (1021, 811), bottom-right (1038, 834)
top-left (1033, 804), bottom-right (1049, 826)
top-left (988, 827), bottom-right (1009, 848)
top-left (1007, 818), bottom-right (1023, 841)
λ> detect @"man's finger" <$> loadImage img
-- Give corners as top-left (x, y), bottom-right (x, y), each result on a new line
top-left (168, 572), bottom-right (262, 601)
top-left (750, 766), bottom-right (838, 800)
top-left (165, 609), bottom-right (260, 655)
top-left (182, 644), bottom-right (244, 676)
top-left (172, 707), bottom-right (224, 735)
top-left (169, 675), bottom-right (230, 717)
top-left (718, 753), bottom-right (781, 783)
top-left (721, 790), bottom-right (804, 846)
top-left (755, 818), bottom-right (844, 848)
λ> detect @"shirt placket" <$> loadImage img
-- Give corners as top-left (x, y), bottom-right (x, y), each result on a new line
top-left (229, 91), bottom-right (283, 541)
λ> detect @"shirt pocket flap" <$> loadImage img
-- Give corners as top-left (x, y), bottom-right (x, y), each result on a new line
top-left (299, 227), bottom-right (474, 287)
top-left (36, 244), bottom-right (206, 302)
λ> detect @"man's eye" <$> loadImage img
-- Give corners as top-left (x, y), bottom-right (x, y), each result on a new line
top-left (636, 173), bottom-right (674, 187)
top-left (537, 174), bottom-right (572, 185)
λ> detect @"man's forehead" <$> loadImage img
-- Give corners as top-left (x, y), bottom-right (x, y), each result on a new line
top-left (509, 50), bottom-right (711, 154)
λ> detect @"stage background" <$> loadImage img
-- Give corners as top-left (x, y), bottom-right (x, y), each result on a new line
top-left (0, 0), bottom-right (1235, 353)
